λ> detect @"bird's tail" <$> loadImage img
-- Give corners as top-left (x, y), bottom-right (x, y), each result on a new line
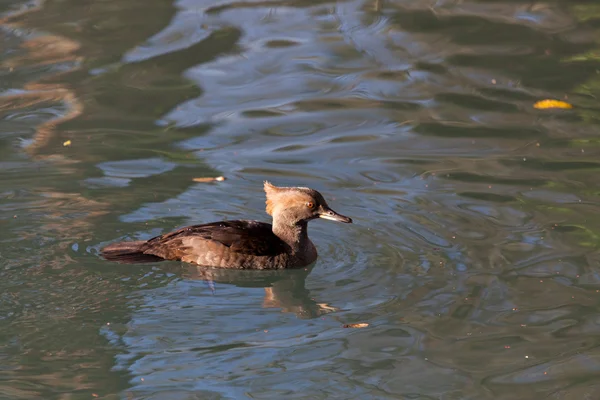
top-left (101, 241), bottom-right (164, 264)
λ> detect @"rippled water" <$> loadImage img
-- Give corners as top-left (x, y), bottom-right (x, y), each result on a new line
top-left (2, 0), bottom-right (600, 398)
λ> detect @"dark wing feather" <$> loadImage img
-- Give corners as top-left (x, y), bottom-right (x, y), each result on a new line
top-left (144, 220), bottom-right (286, 257)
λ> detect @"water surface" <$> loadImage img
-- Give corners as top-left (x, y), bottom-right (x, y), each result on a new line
top-left (2, 0), bottom-right (600, 398)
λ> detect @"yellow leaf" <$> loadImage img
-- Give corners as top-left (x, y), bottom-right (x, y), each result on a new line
top-left (192, 176), bottom-right (225, 183)
top-left (533, 99), bottom-right (573, 109)
top-left (63, 140), bottom-right (72, 147)
top-left (342, 323), bottom-right (369, 328)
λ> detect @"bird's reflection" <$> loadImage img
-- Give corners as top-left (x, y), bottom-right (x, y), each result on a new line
top-left (162, 263), bottom-right (339, 319)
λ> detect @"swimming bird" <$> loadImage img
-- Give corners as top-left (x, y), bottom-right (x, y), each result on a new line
top-left (101, 181), bottom-right (352, 269)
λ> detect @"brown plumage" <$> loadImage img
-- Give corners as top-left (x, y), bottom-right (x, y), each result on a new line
top-left (100, 182), bottom-right (352, 269)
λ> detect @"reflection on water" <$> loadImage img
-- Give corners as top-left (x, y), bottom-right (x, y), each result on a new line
top-left (177, 264), bottom-right (339, 318)
top-left (3, 0), bottom-right (600, 398)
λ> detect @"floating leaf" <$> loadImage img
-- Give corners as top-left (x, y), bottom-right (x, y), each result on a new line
top-left (343, 323), bottom-right (369, 328)
top-left (533, 99), bottom-right (573, 109)
top-left (562, 50), bottom-right (600, 63)
top-left (63, 140), bottom-right (72, 147)
top-left (193, 176), bottom-right (225, 183)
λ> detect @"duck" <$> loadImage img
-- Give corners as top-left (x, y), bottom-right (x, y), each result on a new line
top-left (100, 181), bottom-right (352, 269)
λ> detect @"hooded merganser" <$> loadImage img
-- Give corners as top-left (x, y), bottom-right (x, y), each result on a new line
top-left (101, 181), bottom-right (352, 269)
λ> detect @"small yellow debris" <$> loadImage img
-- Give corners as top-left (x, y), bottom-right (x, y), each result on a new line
top-left (533, 99), bottom-right (572, 109)
top-left (63, 140), bottom-right (72, 147)
top-left (193, 176), bottom-right (225, 183)
top-left (343, 323), bottom-right (369, 328)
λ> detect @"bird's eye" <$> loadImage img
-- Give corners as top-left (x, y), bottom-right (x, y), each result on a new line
top-left (306, 202), bottom-right (315, 209)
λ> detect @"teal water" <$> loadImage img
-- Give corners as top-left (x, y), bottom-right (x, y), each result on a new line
top-left (2, 0), bottom-right (600, 398)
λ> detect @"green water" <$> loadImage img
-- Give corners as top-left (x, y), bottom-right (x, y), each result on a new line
top-left (2, 0), bottom-right (600, 398)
